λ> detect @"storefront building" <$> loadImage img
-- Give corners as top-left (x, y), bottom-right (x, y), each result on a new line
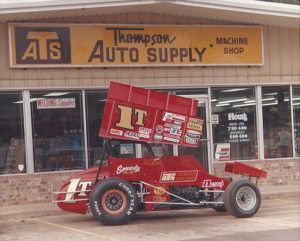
top-left (0, 0), bottom-right (299, 206)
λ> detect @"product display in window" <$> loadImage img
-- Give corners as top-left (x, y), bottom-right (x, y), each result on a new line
top-left (31, 91), bottom-right (85, 172)
top-left (211, 87), bottom-right (258, 161)
top-left (0, 93), bottom-right (26, 174)
top-left (262, 86), bottom-right (293, 158)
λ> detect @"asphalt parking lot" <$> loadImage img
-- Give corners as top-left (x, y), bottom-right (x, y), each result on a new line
top-left (0, 197), bottom-right (299, 241)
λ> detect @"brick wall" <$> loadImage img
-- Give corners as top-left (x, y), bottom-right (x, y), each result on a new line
top-left (0, 171), bottom-right (79, 206)
top-left (0, 159), bottom-right (299, 207)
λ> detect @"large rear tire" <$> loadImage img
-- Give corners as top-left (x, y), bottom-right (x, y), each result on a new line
top-left (224, 179), bottom-right (261, 218)
top-left (90, 178), bottom-right (138, 225)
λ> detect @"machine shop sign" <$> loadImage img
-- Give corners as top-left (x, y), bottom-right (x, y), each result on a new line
top-left (9, 23), bottom-right (263, 67)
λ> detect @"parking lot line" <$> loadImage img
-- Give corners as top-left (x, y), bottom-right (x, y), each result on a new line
top-left (33, 218), bottom-right (123, 241)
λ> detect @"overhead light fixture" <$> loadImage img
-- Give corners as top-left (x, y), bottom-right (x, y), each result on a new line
top-left (211, 99), bottom-right (217, 102)
top-left (13, 98), bottom-right (39, 104)
top-left (216, 103), bottom-right (230, 107)
top-left (233, 103), bottom-right (256, 108)
top-left (244, 100), bottom-right (256, 104)
top-left (293, 102), bottom-right (300, 106)
top-left (264, 92), bottom-right (277, 96)
top-left (221, 88), bottom-right (249, 93)
top-left (98, 99), bottom-right (107, 102)
top-left (262, 102), bottom-right (278, 106)
top-left (43, 92), bottom-right (70, 97)
top-left (262, 98), bottom-right (275, 101)
top-left (218, 98), bottom-right (247, 104)
top-left (293, 97), bottom-right (300, 101)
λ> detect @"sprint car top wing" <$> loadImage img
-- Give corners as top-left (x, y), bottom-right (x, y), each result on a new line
top-left (99, 82), bottom-right (204, 147)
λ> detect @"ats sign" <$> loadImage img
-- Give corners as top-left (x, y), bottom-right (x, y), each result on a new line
top-left (9, 23), bottom-right (263, 67)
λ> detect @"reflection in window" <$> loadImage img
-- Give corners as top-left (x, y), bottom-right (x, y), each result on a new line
top-left (85, 91), bottom-right (107, 167)
top-left (262, 86), bottom-right (292, 158)
top-left (0, 93), bottom-right (26, 174)
top-left (211, 87), bottom-right (257, 161)
top-left (292, 86), bottom-right (300, 157)
top-left (31, 91), bottom-right (84, 172)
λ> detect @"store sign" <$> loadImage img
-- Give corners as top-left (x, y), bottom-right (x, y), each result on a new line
top-left (9, 24), bottom-right (263, 67)
top-left (227, 112), bottom-right (250, 143)
top-left (37, 98), bottom-right (76, 109)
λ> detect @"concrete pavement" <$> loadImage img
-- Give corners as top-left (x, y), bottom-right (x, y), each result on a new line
top-left (0, 182), bottom-right (299, 221)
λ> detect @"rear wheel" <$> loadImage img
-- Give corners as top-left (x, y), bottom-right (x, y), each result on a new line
top-left (224, 179), bottom-right (261, 218)
top-left (90, 178), bottom-right (138, 225)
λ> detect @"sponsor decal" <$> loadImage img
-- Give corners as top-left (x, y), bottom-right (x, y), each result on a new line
top-left (173, 114), bottom-right (186, 121)
top-left (63, 178), bottom-right (92, 203)
top-left (187, 117), bottom-right (203, 131)
top-left (139, 127), bottom-right (152, 135)
top-left (161, 170), bottom-right (198, 182)
top-left (202, 179), bottom-right (224, 189)
top-left (163, 136), bottom-right (180, 143)
top-left (162, 112), bottom-right (173, 122)
top-left (161, 172), bottom-right (176, 182)
top-left (155, 125), bottom-right (163, 134)
top-left (154, 134), bottom-right (163, 141)
top-left (164, 123), bottom-right (181, 130)
top-left (170, 128), bottom-right (182, 136)
top-left (184, 136), bottom-right (199, 145)
top-left (139, 133), bottom-right (150, 139)
top-left (153, 196), bottom-right (167, 202)
top-left (124, 131), bottom-right (140, 140)
top-left (174, 120), bottom-right (183, 126)
top-left (153, 186), bottom-right (166, 196)
top-left (116, 165), bottom-right (141, 174)
top-left (186, 130), bottom-right (201, 139)
top-left (116, 105), bottom-right (147, 130)
top-left (110, 129), bottom-right (123, 136)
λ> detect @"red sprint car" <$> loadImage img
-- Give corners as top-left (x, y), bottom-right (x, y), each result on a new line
top-left (53, 82), bottom-right (267, 225)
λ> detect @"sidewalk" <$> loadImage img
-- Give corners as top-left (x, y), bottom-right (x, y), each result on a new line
top-left (0, 183), bottom-right (299, 221)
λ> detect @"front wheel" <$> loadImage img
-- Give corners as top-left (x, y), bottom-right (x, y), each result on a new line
top-left (90, 178), bottom-right (138, 225)
top-left (224, 179), bottom-right (261, 218)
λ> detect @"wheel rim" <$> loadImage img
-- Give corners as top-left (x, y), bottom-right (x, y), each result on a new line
top-left (236, 186), bottom-right (257, 211)
top-left (101, 189), bottom-right (127, 215)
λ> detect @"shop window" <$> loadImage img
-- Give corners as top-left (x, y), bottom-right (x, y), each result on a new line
top-left (0, 93), bottom-right (26, 174)
top-left (31, 91), bottom-right (84, 172)
top-left (292, 86), bottom-right (300, 157)
top-left (262, 86), bottom-right (293, 158)
top-left (211, 87), bottom-right (257, 161)
top-left (85, 91), bottom-right (107, 167)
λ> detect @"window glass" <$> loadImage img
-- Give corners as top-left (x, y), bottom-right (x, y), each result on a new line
top-left (0, 93), bottom-right (26, 174)
top-left (142, 143), bottom-right (173, 158)
top-left (211, 87), bottom-right (257, 161)
top-left (107, 140), bottom-right (136, 158)
top-left (85, 91), bottom-right (107, 166)
top-left (262, 86), bottom-right (293, 158)
top-left (292, 86), bottom-right (300, 157)
top-left (31, 91), bottom-right (84, 172)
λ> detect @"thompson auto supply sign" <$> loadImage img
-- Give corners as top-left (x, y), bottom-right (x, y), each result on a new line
top-left (9, 23), bottom-right (263, 67)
